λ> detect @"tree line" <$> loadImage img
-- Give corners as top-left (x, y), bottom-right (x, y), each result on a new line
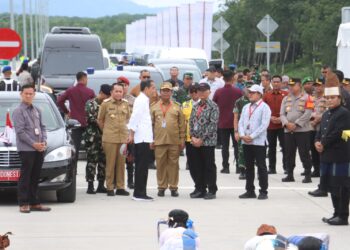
top-left (217, 0), bottom-right (348, 74)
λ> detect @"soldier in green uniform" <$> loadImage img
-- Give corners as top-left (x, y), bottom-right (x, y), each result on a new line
top-left (172, 72), bottom-right (193, 105)
top-left (83, 84), bottom-right (111, 194)
top-left (233, 81), bottom-right (254, 179)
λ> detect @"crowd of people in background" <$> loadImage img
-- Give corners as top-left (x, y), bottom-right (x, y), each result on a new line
top-left (1, 61), bottom-right (350, 228)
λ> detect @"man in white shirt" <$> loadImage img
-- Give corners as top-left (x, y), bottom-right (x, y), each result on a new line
top-left (128, 80), bottom-right (156, 201)
top-left (199, 66), bottom-right (224, 100)
top-left (238, 84), bottom-right (271, 200)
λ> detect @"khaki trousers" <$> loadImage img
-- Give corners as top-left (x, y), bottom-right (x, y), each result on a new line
top-left (102, 142), bottom-right (125, 190)
top-left (155, 144), bottom-right (180, 190)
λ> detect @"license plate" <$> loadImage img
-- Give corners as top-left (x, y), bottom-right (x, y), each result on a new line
top-left (0, 169), bottom-right (21, 182)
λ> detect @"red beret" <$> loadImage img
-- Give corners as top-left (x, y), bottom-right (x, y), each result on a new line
top-left (117, 76), bottom-right (130, 86)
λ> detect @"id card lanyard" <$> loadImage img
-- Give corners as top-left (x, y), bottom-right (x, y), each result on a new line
top-left (160, 101), bottom-right (172, 128)
top-left (247, 100), bottom-right (262, 130)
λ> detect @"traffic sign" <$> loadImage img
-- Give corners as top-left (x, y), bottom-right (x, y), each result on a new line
top-left (257, 15), bottom-right (278, 37)
top-left (0, 60), bottom-right (10, 66)
top-left (0, 28), bottom-right (22, 60)
top-left (255, 42), bottom-right (281, 53)
top-left (212, 16), bottom-right (230, 59)
top-left (213, 16), bottom-right (230, 33)
top-left (214, 38), bottom-right (230, 54)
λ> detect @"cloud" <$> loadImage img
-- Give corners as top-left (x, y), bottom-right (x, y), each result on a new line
top-left (130, 0), bottom-right (222, 11)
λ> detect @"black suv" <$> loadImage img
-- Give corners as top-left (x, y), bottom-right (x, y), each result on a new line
top-left (0, 92), bottom-right (77, 202)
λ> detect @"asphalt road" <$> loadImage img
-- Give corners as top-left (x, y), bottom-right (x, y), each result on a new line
top-left (0, 149), bottom-right (348, 249)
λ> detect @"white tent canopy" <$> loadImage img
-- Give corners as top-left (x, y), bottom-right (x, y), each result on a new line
top-left (337, 22), bottom-right (350, 78)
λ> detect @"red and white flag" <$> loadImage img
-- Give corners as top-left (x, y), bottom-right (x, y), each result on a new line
top-left (0, 111), bottom-right (16, 146)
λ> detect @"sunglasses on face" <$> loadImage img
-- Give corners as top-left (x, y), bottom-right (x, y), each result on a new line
top-left (142, 76), bottom-right (151, 79)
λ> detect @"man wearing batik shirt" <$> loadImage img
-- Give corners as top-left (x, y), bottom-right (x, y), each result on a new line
top-left (189, 82), bottom-right (219, 200)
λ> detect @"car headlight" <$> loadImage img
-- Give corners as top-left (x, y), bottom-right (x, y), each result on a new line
top-left (44, 146), bottom-right (73, 162)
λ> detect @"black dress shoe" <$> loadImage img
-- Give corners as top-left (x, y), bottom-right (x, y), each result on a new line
top-left (148, 163), bottom-right (156, 169)
top-left (282, 176), bottom-right (295, 182)
top-left (220, 168), bottom-right (230, 174)
top-left (115, 189), bottom-right (130, 196)
top-left (239, 172), bottom-right (246, 180)
top-left (96, 185), bottom-right (107, 193)
top-left (127, 182), bottom-right (135, 189)
top-left (158, 190), bottom-right (165, 197)
top-left (171, 190), bottom-right (179, 197)
top-left (311, 171), bottom-right (320, 177)
top-left (302, 176), bottom-right (312, 183)
top-left (107, 190), bottom-right (115, 196)
top-left (257, 193), bottom-right (268, 200)
top-left (308, 189), bottom-right (328, 197)
top-left (204, 192), bottom-right (216, 200)
top-left (268, 169), bottom-right (276, 174)
top-left (327, 216), bottom-right (349, 226)
top-left (239, 191), bottom-right (257, 199)
top-left (190, 191), bottom-right (206, 198)
top-left (190, 189), bottom-right (198, 196)
top-left (322, 216), bottom-right (336, 223)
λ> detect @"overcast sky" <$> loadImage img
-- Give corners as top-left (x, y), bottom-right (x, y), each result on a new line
top-left (1, 0), bottom-right (224, 17)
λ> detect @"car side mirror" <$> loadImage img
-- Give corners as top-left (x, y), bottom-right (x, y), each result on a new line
top-left (66, 119), bottom-right (81, 129)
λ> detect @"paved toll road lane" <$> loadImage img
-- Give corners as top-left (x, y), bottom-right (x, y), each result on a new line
top-left (0, 150), bottom-right (348, 249)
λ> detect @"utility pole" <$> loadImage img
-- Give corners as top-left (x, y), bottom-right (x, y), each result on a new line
top-left (35, 0), bottom-right (39, 57)
top-left (22, 0), bottom-right (28, 57)
top-left (9, 0), bottom-right (16, 69)
top-left (30, 0), bottom-right (34, 59)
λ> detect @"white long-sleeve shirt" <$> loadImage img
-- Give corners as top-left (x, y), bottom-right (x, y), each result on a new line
top-left (199, 77), bottom-right (224, 100)
top-left (238, 99), bottom-right (271, 146)
top-left (127, 92), bottom-right (153, 144)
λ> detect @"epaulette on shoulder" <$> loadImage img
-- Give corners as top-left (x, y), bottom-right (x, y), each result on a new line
top-left (103, 98), bottom-right (111, 102)
top-left (122, 98), bottom-right (128, 103)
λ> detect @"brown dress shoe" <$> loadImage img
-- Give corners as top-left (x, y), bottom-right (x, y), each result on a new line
top-left (19, 205), bottom-right (30, 213)
top-left (30, 204), bottom-right (51, 212)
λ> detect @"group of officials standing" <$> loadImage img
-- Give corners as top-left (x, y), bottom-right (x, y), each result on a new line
top-left (8, 61), bottom-right (349, 224)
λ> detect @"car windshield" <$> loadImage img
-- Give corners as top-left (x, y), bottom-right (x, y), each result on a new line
top-left (0, 100), bottom-right (61, 132)
top-left (42, 51), bottom-right (104, 75)
top-left (193, 59), bottom-right (208, 73)
top-left (159, 66), bottom-right (202, 83)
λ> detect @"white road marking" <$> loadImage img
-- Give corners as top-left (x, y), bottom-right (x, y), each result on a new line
top-left (77, 186), bottom-right (314, 190)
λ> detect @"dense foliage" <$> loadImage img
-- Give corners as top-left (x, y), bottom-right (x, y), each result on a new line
top-left (217, 0), bottom-right (349, 74)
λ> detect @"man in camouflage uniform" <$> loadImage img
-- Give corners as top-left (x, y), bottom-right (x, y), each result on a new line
top-left (172, 72), bottom-right (193, 105)
top-left (84, 84), bottom-right (111, 194)
top-left (233, 81), bottom-right (254, 180)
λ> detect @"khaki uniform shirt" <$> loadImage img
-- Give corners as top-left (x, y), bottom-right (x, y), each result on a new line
top-left (98, 98), bottom-right (130, 143)
top-left (280, 93), bottom-right (314, 133)
top-left (151, 100), bottom-right (186, 146)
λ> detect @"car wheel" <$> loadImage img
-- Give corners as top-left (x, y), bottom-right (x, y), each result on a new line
top-left (56, 170), bottom-right (76, 203)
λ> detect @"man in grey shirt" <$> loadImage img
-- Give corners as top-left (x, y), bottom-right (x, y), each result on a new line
top-left (12, 84), bottom-right (51, 213)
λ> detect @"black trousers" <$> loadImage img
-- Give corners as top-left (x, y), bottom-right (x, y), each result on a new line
top-left (192, 146), bottom-right (217, 194)
top-left (18, 151), bottom-right (44, 206)
top-left (310, 131), bottom-right (320, 173)
top-left (220, 128), bottom-right (238, 170)
top-left (71, 127), bottom-right (85, 161)
top-left (243, 145), bottom-right (268, 194)
top-left (331, 187), bottom-right (349, 220)
top-left (267, 128), bottom-right (286, 171)
top-left (185, 142), bottom-right (196, 183)
top-left (134, 143), bottom-right (151, 197)
top-left (285, 132), bottom-right (312, 176)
